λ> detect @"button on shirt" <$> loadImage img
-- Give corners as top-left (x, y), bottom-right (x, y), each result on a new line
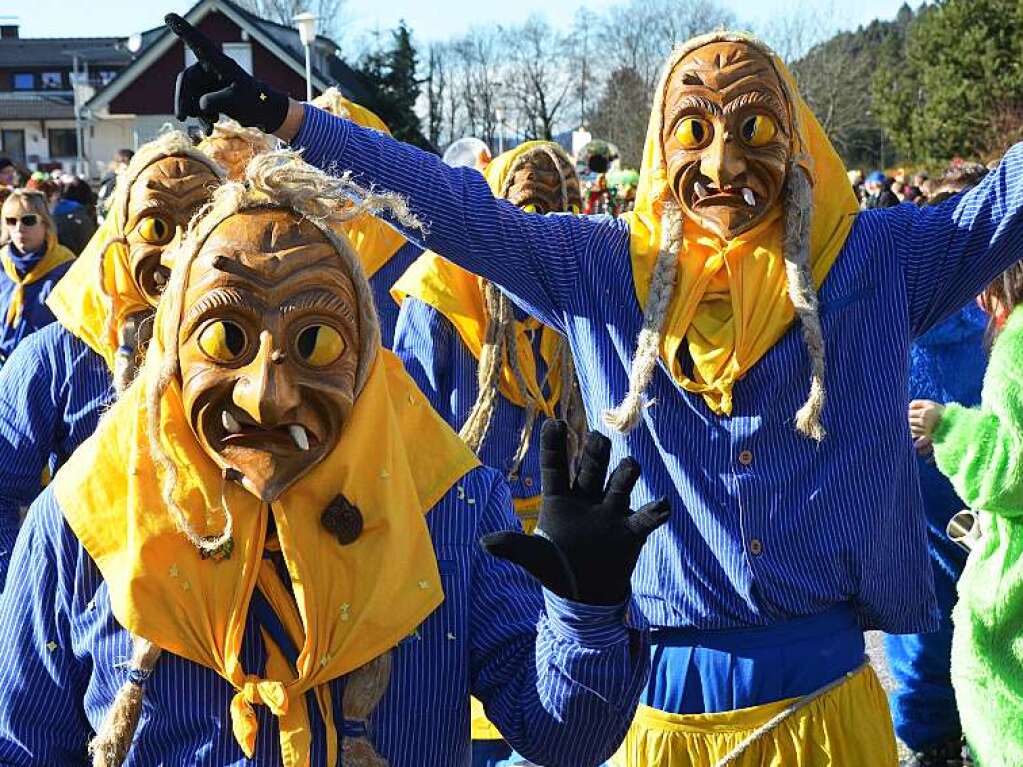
top-left (294, 106), bottom-right (1023, 633)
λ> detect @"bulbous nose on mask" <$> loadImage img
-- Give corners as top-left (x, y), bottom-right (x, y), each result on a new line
top-left (232, 330), bottom-right (301, 424)
top-left (700, 133), bottom-right (747, 190)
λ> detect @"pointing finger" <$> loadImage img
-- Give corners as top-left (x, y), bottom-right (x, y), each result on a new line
top-left (165, 13), bottom-right (221, 64)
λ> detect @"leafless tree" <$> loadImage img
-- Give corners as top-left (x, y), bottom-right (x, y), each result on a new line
top-left (235, 0), bottom-right (348, 42)
top-left (503, 16), bottom-right (574, 141)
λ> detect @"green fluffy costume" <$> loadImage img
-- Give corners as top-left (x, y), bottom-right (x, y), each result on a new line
top-left (932, 306), bottom-right (1023, 767)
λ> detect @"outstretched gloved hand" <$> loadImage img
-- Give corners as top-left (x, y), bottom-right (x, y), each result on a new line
top-left (165, 13), bottom-right (289, 135)
top-left (483, 420), bottom-right (670, 606)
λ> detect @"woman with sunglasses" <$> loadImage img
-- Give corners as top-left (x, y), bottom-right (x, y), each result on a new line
top-left (0, 190), bottom-right (75, 365)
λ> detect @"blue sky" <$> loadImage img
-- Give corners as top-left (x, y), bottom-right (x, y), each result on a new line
top-left (4, 0), bottom-right (916, 44)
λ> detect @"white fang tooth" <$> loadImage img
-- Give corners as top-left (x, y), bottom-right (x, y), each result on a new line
top-left (742, 188), bottom-right (756, 207)
top-left (289, 425), bottom-right (310, 451)
top-left (694, 181), bottom-right (708, 199)
top-left (222, 410), bottom-right (240, 434)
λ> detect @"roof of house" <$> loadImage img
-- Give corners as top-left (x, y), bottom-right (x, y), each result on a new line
top-left (0, 36), bottom-right (131, 69)
top-left (84, 0), bottom-right (374, 113)
top-left (0, 92), bottom-right (74, 119)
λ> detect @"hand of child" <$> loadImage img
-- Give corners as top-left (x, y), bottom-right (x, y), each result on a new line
top-left (909, 399), bottom-right (945, 455)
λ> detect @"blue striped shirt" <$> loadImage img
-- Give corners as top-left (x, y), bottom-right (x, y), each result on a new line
top-left (0, 468), bottom-right (648, 766)
top-left (294, 105), bottom-right (1023, 634)
top-left (394, 296), bottom-right (545, 503)
top-left (0, 323), bottom-right (113, 587)
top-left (0, 244), bottom-right (72, 366)
top-left (370, 241), bottom-right (422, 348)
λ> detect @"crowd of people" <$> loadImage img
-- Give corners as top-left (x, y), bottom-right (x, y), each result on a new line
top-left (0, 15), bottom-right (1019, 767)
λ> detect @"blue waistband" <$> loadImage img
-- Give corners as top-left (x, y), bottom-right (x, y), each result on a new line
top-left (649, 602), bottom-right (860, 652)
top-left (643, 603), bottom-right (865, 715)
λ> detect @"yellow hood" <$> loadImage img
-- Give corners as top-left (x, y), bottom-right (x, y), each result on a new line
top-left (47, 136), bottom-right (225, 370)
top-left (54, 198), bottom-right (479, 764)
top-left (392, 141), bottom-right (570, 412)
top-left (312, 89), bottom-right (408, 279)
top-left (621, 32), bottom-right (858, 416)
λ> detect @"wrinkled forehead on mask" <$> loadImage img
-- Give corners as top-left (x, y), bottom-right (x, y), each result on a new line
top-left (501, 145), bottom-right (583, 214)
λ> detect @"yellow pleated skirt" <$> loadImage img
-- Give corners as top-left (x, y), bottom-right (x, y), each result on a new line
top-left (611, 664), bottom-right (897, 767)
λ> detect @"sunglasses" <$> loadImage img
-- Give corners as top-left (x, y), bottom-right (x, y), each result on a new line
top-left (4, 215), bottom-right (39, 228)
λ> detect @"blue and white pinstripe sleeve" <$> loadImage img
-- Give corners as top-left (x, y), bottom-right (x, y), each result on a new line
top-left (0, 487), bottom-right (92, 764)
top-left (468, 473), bottom-right (649, 766)
top-left (0, 335), bottom-right (60, 588)
top-left (392, 296), bottom-right (453, 421)
top-left (293, 105), bottom-right (622, 335)
top-left (898, 143), bottom-right (1023, 335)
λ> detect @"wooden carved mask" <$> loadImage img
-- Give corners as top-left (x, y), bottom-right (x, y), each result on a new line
top-left (178, 209), bottom-right (361, 503)
top-left (124, 156), bottom-right (220, 306)
top-left (503, 147), bottom-right (583, 214)
top-left (661, 40), bottom-right (793, 239)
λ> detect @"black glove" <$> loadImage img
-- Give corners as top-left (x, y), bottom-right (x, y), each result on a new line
top-left (165, 13), bottom-right (290, 135)
top-left (482, 420), bottom-right (670, 606)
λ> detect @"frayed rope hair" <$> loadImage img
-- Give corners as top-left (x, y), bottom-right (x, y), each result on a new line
top-left (93, 149), bottom-right (417, 766)
top-left (602, 31), bottom-right (828, 441)
top-left (460, 143), bottom-right (587, 470)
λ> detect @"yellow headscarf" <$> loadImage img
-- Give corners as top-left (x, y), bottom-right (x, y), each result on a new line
top-left (312, 89), bottom-right (408, 279)
top-left (392, 141), bottom-right (570, 416)
top-left (54, 186), bottom-right (478, 764)
top-left (1, 228), bottom-right (74, 327)
top-left (622, 32), bottom-right (858, 416)
top-left (46, 133), bottom-right (225, 370)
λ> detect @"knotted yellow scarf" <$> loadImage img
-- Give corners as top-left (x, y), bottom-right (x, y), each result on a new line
top-left (2, 231), bottom-right (74, 327)
top-left (623, 34), bottom-right (858, 415)
top-left (45, 207), bottom-right (144, 369)
top-left (392, 141), bottom-right (569, 415)
top-left (54, 317), bottom-right (478, 765)
top-left (312, 90), bottom-right (408, 279)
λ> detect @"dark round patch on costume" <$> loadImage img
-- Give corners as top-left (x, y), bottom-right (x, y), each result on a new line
top-left (321, 495), bottom-right (364, 545)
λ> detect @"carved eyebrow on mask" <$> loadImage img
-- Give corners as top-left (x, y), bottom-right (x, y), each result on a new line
top-left (280, 288), bottom-right (357, 324)
top-left (182, 287), bottom-right (267, 332)
top-left (723, 90), bottom-right (788, 125)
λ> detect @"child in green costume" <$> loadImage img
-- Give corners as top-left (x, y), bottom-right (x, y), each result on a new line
top-left (910, 260), bottom-right (1023, 767)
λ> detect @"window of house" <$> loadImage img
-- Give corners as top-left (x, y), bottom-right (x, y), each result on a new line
top-left (12, 72), bottom-right (34, 90)
top-left (222, 43), bottom-right (253, 74)
top-left (40, 71), bottom-right (64, 89)
top-left (98, 69), bottom-right (118, 86)
top-left (48, 128), bottom-right (78, 158)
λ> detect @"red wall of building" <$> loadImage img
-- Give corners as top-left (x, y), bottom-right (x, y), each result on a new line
top-left (108, 11), bottom-right (312, 115)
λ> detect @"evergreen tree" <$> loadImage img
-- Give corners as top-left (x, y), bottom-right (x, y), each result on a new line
top-left (358, 21), bottom-right (429, 149)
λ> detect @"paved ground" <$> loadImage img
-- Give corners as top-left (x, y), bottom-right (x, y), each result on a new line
top-left (866, 630), bottom-right (911, 762)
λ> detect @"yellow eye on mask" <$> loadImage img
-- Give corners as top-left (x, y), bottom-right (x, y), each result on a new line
top-left (674, 117), bottom-right (712, 150)
top-left (135, 215), bottom-right (174, 245)
top-left (296, 324), bottom-right (345, 367)
top-left (198, 320), bottom-right (248, 363)
top-left (521, 203), bottom-right (539, 214)
top-left (740, 114), bottom-right (778, 147)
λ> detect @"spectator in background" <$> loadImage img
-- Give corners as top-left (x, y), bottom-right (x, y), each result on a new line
top-left (864, 170), bottom-right (900, 208)
top-left (886, 163), bottom-right (990, 767)
top-left (848, 169), bottom-right (865, 205)
top-left (97, 148), bottom-right (134, 220)
top-left (0, 159), bottom-right (20, 189)
top-left (0, 190), bottom-right (75, 364)
top-left (25, 176), bottom-right (96, 256)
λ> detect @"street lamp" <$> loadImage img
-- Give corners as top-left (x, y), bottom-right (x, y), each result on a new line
top-left (495, 108), bottom-right (504, 155)
top-left (293, 11), bottom-right (318, 101)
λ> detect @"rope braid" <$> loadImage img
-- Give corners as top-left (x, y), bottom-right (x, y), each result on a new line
top-left (783, 166), bottom-right (827, 441)
top-left (602, 204), bottom-right (684, 432)
top-left (340, 653), bottom-right (393, 766)
top-left (461, 143), bottom-right (586, 470)
top-left (89, 636), bottom-right (162, 767)
top-left (99, 151), bottom-right (423, 764)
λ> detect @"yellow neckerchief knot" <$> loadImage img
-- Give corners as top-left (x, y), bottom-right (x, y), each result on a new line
top-left (231, 676), bottom-right (290, 755)
top-left (2, 232), bottom-right (74, 327)
top-left (623, 36), bottom-right (858, 415)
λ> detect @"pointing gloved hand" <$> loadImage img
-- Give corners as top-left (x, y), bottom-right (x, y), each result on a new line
top-left (482, 420), bottom-right (670, 606)
top-left (165, 13), bottom-right (290, 135)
